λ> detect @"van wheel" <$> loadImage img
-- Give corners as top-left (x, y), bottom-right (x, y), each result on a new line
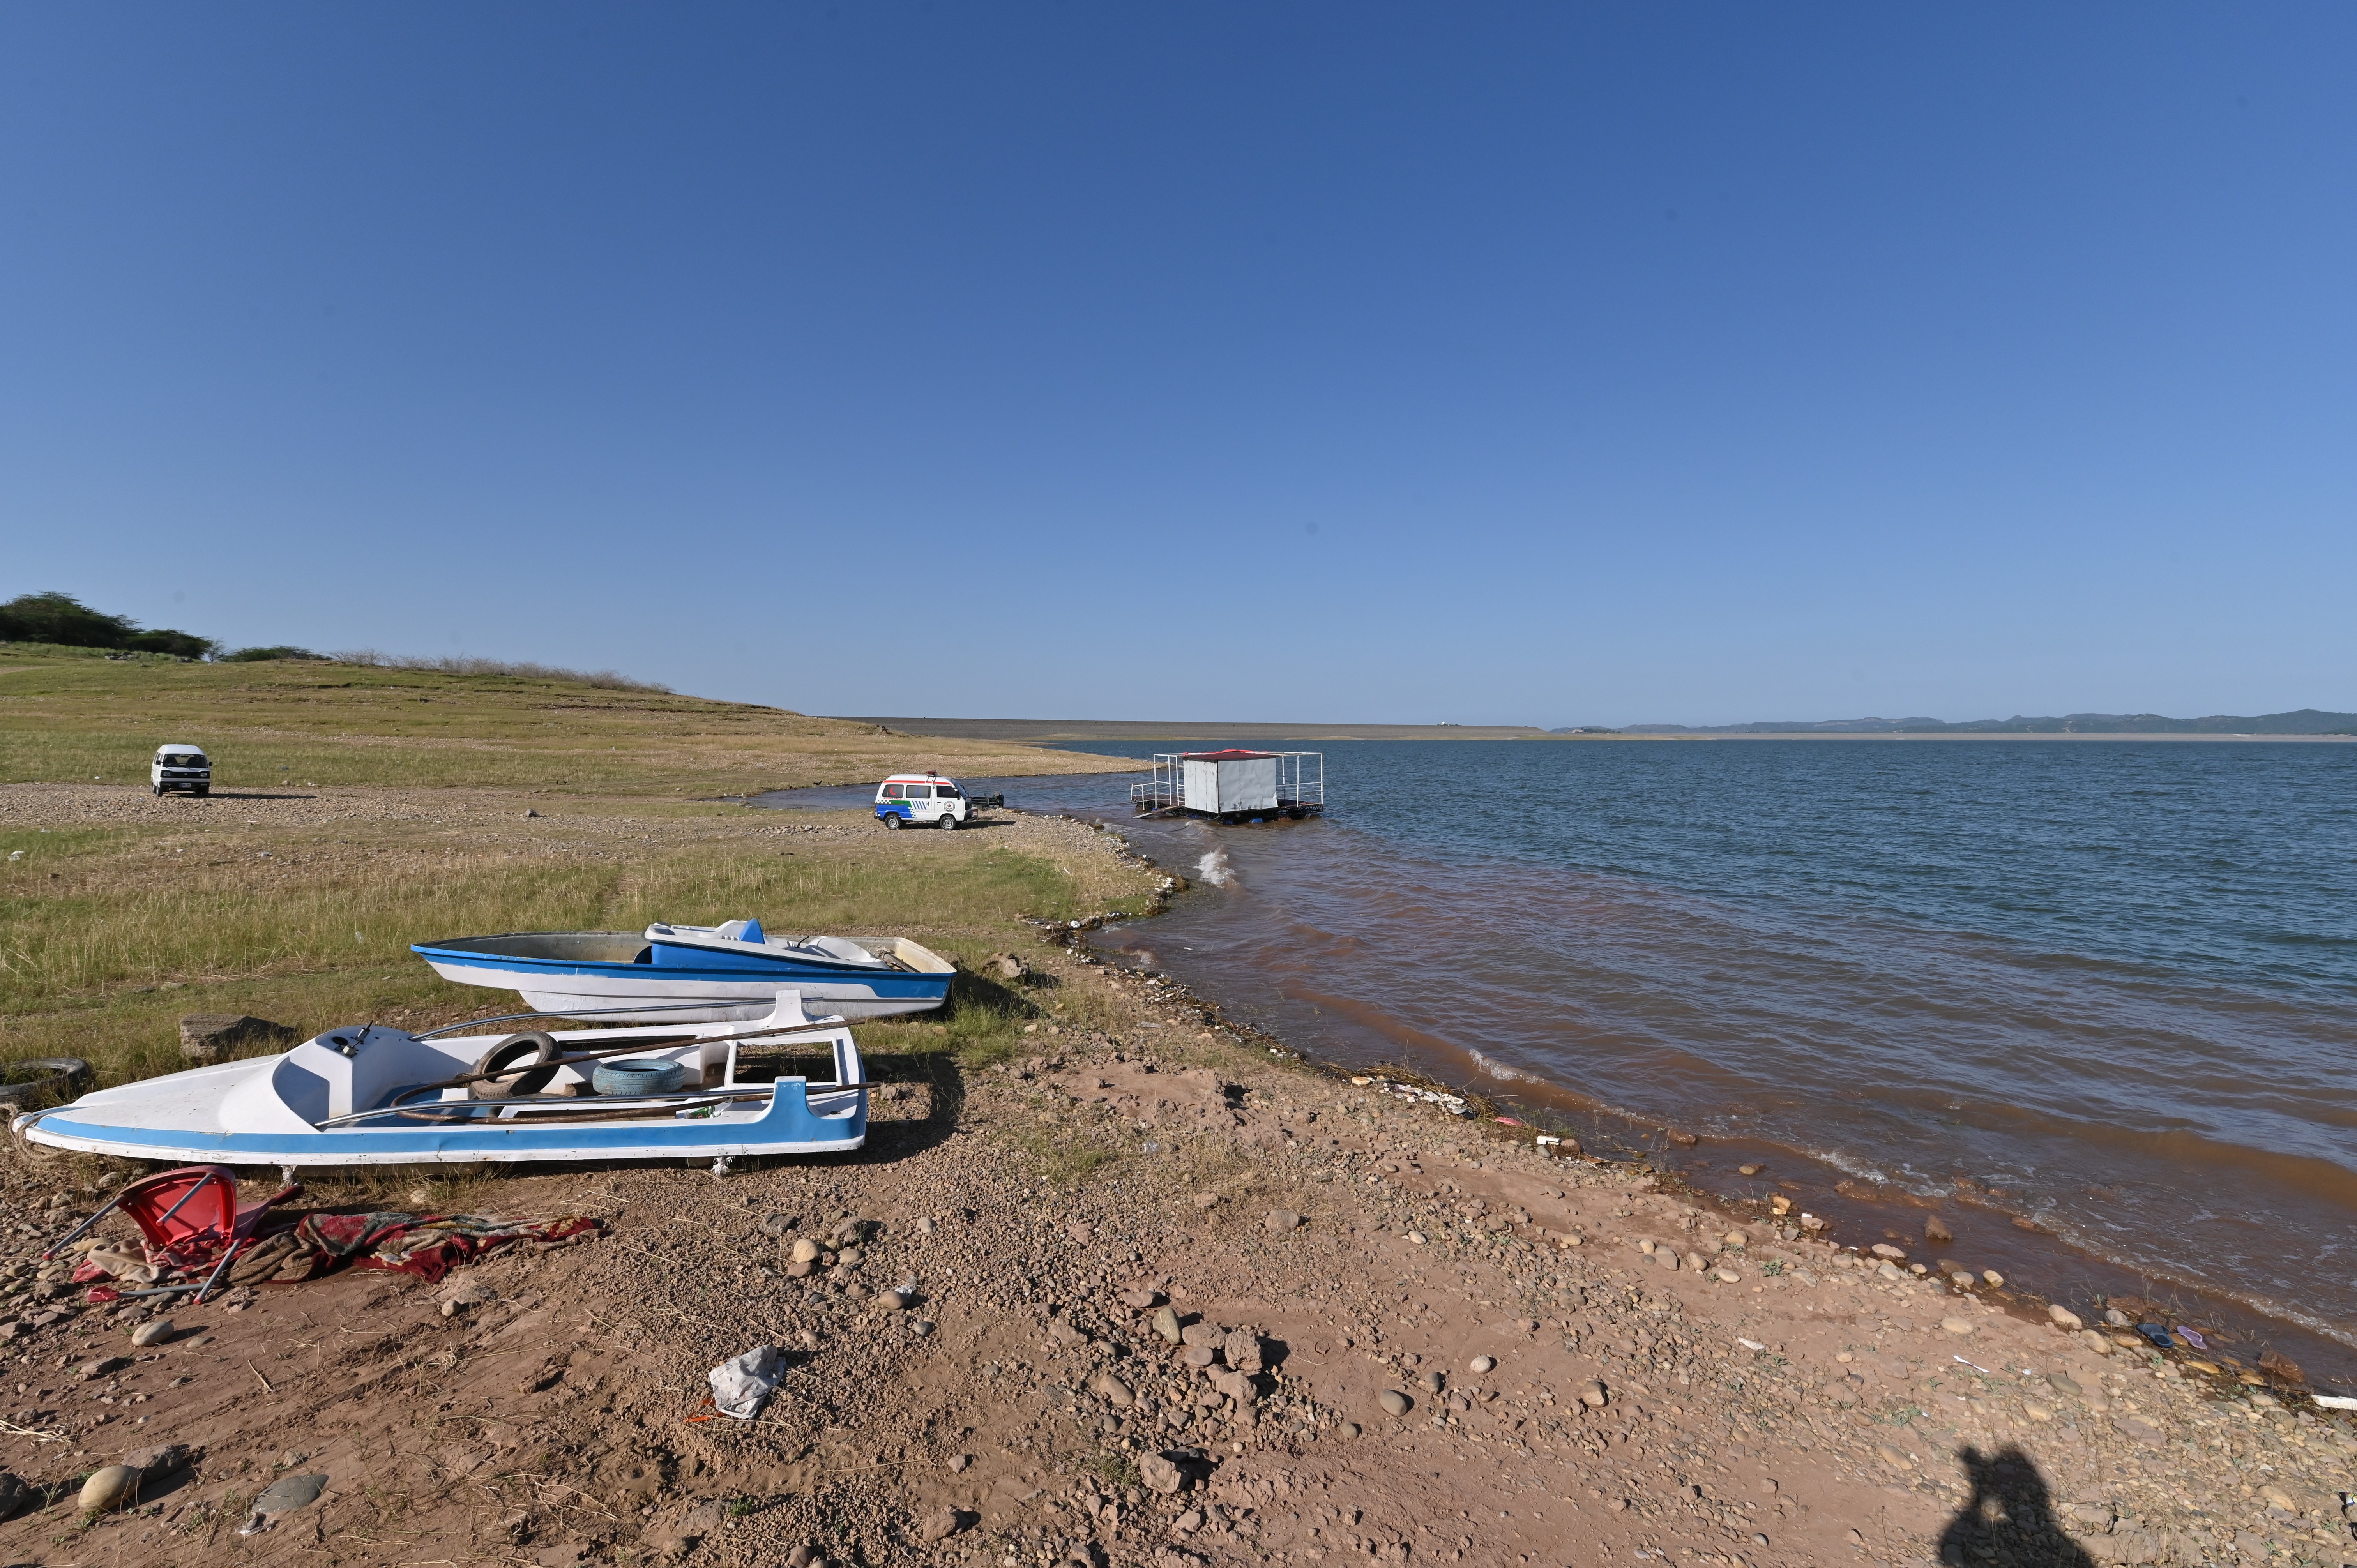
top-left (883, 813), bottom-right (901, 830)
top-left (152, 785), bottom-right (162, 796)
top-left (939, 812), bottom-right (958, 830)
top-left (194, 786), bottom-right (208, 797)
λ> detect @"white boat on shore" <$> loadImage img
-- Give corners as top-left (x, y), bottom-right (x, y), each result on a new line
top-left (409, 920), bottom-right (956, 1022)
top-left (11, 994), bottom-right (865, 1171)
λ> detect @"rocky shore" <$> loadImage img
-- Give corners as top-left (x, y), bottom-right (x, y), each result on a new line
top-left (4, 805), bottom-right (2354, 1568)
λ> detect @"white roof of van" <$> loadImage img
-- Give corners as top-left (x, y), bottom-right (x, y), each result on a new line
top-left (156, 742), bottom-right (206, 752)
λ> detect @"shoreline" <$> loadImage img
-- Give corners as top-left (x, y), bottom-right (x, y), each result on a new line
top-left (1056, 815), bottom-right (2357, 1399)
top-left (6, 790), bottom-right (2355, 1567)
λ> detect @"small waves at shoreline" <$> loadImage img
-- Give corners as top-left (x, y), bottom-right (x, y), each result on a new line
top-left (1195, 846), bottom-right (1235, 886)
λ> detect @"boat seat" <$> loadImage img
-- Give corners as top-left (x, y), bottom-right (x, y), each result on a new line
top-left (102, 1165), bottom-right (302, 1271)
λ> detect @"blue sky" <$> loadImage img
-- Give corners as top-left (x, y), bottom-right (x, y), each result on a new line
top-left (4, 4), bottom-right (2352, 726)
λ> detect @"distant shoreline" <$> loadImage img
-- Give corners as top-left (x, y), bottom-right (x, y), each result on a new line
top-left (838, 715), bottom-right (2357, 744)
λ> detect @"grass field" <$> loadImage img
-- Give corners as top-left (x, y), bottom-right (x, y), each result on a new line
top-left (0, 648), bottom-right (1161, 1097)
top-left (0, 643), bottom-right (1145, 796)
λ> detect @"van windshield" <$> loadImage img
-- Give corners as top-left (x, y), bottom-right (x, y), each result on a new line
top-left (164, 754), bottom-right (207, 767)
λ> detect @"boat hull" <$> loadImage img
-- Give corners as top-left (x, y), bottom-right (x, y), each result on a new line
top-left (410, 931), bottom-right (954, 1022)
top-left (11, 1003), bottom-right (867, 1168)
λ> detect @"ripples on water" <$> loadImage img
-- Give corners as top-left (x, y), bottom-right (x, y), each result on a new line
top-left (760, 740), bottom-right (2357, 1361)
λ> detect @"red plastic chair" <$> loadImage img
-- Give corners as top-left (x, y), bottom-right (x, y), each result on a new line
top-left (51, 1166), bottom-right (303, 1293)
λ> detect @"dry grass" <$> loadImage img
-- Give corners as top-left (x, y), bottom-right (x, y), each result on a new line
top-left (0, 788), bottom-right (1161, 1090)
top-left (0, 646), bottom-right (1144, 796)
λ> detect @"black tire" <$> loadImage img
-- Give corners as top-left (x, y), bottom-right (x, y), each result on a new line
top-left (0, 1056), bottom-right (94, 1109)
top-left (883, 813), bottom-right (902, 830)
top-left (939, 812), bottom-right (959, 831)
top-left (194, 786), bottom-right (208, 797)
top-left (470, 1031), bottom-right (564, 1099)
top-left (152, 785), bottom-right (162, 796)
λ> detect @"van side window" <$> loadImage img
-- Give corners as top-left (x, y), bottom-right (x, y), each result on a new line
top-left (934, 785), bottom-right (960, 798)
top-left (881, 784), bottom-right (905, 800)
top-left (903, 784), bottom-right (931, 798)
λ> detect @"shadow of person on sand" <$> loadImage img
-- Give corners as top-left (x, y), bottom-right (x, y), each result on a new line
top-left (1938, 1444), bottom-right (2094, 1568)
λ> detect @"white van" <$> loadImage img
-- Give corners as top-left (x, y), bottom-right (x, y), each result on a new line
top-left (875, 773), bottom-right (978, 830)
top-left (150, 743), bottom-right (211, 797)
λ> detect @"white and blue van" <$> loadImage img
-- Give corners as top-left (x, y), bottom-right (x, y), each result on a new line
top-left (874, 773), bottom-right (991, 830)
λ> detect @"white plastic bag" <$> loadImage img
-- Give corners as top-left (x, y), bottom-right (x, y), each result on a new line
top-left (708, 1344), bottom-right (787, 1419)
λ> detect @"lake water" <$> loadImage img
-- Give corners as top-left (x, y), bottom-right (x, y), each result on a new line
top-left (758, 739), bottom-right (2357, 1376)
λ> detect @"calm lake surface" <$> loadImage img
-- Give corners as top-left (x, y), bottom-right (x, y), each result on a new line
top-left (760, 740), bottom-right (2357, 1365)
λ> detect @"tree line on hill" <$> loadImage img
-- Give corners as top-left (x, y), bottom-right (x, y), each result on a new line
top-left (0, 590), bottom-right (321, 662)
top-left (0, 590), bottom-right (666, 690)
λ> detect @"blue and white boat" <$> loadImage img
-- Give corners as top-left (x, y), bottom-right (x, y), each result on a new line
top-left (409, 920), bottom-right (956, 1023)
top-left (10, 994), bottom-right (866, 1171)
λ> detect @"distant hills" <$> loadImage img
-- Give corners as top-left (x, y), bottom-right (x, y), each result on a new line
top-left (1560, 709), bottom-right (2357, 736)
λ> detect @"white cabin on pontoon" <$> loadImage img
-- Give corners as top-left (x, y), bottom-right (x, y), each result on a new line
top-left (1130, 749), bottom-right (1324, 821)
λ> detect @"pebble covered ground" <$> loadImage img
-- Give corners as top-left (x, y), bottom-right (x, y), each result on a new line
top-left (4, 811), bottom-right (2355, 1568)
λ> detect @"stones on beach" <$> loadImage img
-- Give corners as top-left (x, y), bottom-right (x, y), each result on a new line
top-left (1264, 1210), bottom-right (1302, 1234)
top-left (1183, 1345), bottom-right (1217, 1368)
top-left (1419, 1370), bottom-right (1444, 1394)
top-left (1982, 1269), bottom-right (2005, 1287)
top-left (1737, 1164), bottom-right (1762, 1176)
top-left (1666, 1129), bottom-right (1698, 1147)
top-left (1151, 1306), bottom-right (1182, 1343)
top-left (918, 1507), bottom-right (969, 1542)
top-left (1087, 1371), bottom-right (1135, 1408)
top-left (178, 1014), bottom-right (297, 1064)
top-left (1180, 1322), bottom-right (1223, 1347)
top-left (1720, 1229), bottom-right (1748, 1248)
top-left (1924, 1215), bottom-right (1954, 1243)
top-left (1712, 1267), bottom-right (1742, 1284)
top-left (129, 1318), bottom-right (174, 1347)
top-left (2048, 1305), bottom-right (2084, 1330)
top-left (1406, 1230), bottom-right (1427, 1244)
top-left (1682, 1250), bottom-right (1708, 1273)
top-left (78, 1464), bottom-right (140, 1512)
top-left (2081, 1329), bottom-right (2114, 1356)
top-left (758, 1213), bottom-right (795, 1238)
top-left (1941, 1317), bottom-right (1975, 1335)
top-left (1875, 1261), bottom-right (1904, 1281)
top-left (1139, 1453), bottom-right (1187, 1495)
top-left (947, 1453), bottom-right (972, 1473)
top-left (1378, 1389), bottom-right (1412, 1418)
top-left (0, 1471), bottom-right (27, 1522)
top-left (790, 1238), bottom-right (821, 1264)
top-left (1191, 1192), bottom-right (1220, 1209)
top-left (78, 1354), bottom-right (130, 1380)
top-left (1118, 1288), bottom-right (1160, 1310)
top-left (1579, 1380), bottom-right (1610, 1407)
top-left (1213, 1369), bottom-right (1257, 1404)
top-left (1869, 1243), bottom-right (1906, 1260)
top-left (1224, 1328), bottom-right (1265, 1372)
top-left (1066, 1221), bottom-right (1094, 1243)
top-left (1048, 1317), bottom-right (1089, 1348)
top-left (1469, 1355), bottom-right (1495, 1374)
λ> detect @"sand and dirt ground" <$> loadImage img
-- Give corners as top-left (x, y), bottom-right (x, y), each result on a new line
top-left (4, 791), bottom-right (2355, 1568)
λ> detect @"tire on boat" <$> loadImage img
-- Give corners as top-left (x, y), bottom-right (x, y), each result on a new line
top-left (469, 1032), bottom-right (565, 1100)
top-left (0, 1057), bottom-right (94, 1109)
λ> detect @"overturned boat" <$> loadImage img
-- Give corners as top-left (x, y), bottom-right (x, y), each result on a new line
top-left (10, 993), bottom-right (865, 1170)
top-left (410, 920), bottom-right (955, 1022)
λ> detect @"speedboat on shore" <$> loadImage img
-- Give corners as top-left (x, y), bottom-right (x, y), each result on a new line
top-left (10, 994), bottom-right (865, 1171)
top-left (410, 920), bottom-right (956, 1022)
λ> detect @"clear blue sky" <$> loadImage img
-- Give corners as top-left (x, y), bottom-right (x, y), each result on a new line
top-left (4, 5), bottom-right (2352, 726)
